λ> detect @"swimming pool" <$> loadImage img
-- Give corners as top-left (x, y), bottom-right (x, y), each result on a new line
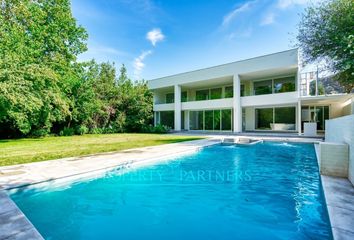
top-left (10, 142), bottom-right (332, 240)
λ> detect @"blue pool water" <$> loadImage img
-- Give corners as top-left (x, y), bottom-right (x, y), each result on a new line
top-left (10, 142), bottom-right (332, 240)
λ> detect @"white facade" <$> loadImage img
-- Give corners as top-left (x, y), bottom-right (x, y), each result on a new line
top-left (148, 49), bottom-right (354, 134)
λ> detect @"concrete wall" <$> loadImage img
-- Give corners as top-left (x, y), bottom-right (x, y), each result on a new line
top-left (241, 92), bottom-right (298, 107)
top-left (325, 114), bottom-right (354, 185)
top-left (148, 49), bottom-right (298, 89)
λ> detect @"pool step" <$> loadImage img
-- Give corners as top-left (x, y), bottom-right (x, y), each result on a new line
top-left (221, 138), bottom-right (263, 145)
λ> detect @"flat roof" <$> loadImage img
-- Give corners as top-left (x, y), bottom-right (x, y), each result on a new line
top-left (148, 48), bottom-right (298, 82)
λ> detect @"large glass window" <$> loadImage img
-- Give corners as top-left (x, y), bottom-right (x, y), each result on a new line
top-left (274, 107), bottom-right (296, 130)
top-left (274, 77), bottom-right (296, 93)
top-left (181, 91), bottom-right (187, 102)
top-left (256, 107), bottom-right (296, 130)
top-left (255, 108), bottom-right (273, 129)
top-left (221, 109), bottom-right (232, 130)
top-left (189, 111), bottom-right (204, 130)
top-left (196, 89), bottom-right (209, 101)
top-left (241, 84), bottom-right (245, 97)
top-left (159, 111), bottom-right (174, 129)
top-left (301, 105), bottom-right (329, 131)
top-left (204, 110), bottom-right (213, 130)
top-left (254, 80), bottom-right (272, 95)
top-left (224, 86), bottom-right (233, 98)
top-left (165, 93), bottom-right (174, 103)
top-left (213, 110), bottom-right (221, 130)
top-left (274, 107), bottom-right (296, 124)
top-left (210, 88), bottom-right (222, 100)
top-left (189, 109), bottom-right (232, 131)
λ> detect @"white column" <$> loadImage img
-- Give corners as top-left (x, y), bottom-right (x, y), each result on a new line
top-left (298, 100), bottom-right (302, 135)
top-left (233, 75), bottom-right (242, 133)
top-left (174, 85), bottom-right (181, 131)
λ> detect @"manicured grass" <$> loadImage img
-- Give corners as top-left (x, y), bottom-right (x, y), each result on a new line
top-left (0, 134), bottom-right (203, 167)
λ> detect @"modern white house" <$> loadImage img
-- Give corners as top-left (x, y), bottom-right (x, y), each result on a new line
top-left (148, 49), bottom-right (354, 135)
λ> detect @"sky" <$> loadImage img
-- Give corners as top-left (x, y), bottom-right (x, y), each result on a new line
top-left (71, 0), bottom-right (315, 80)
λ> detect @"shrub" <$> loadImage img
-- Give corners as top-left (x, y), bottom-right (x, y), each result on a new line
top-left (30, 129), bottom-right (49, 138)
top-left (142, 124), bottom-right (170, 134)
top-left (90, 128), bottom-right (103, 134)
top-left (59, 127), bottom-right (75, 136)
top-left (75, 125), bottom-right (88, 135)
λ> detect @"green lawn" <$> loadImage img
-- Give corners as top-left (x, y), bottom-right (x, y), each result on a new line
top-left (0, 134), bottom-right (203, 167)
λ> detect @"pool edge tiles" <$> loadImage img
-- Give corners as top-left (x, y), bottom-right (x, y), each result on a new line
top-left (0, 191), bottom-right (44, 240)
top-left (314, 144), bottom-right (354, 240)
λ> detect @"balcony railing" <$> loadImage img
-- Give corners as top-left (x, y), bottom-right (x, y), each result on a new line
top-left (300, 70), bottom-right (346, 97)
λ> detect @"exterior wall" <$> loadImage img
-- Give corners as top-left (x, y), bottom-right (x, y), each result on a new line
top-left (341, 96), bottom-right (354, 116)
top-left (325, 115), bottom-right (354, 186)
top-left (153, 103), bottom-right (174, 111)
top-left (330, 102), bottom-right (345, 119)
top-left (241, 92), bottom-right (298, 107)
top-left (181, 98), bottom-right (233, 111)
top-left (148, 49), bottom-right (298, 89)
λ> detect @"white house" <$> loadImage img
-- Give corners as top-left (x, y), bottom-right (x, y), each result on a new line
top-left (148, 49), bottom-right (354, 134)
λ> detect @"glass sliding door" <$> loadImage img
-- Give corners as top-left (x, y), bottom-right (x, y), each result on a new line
top-left (189, 111), bottom-right (204, 130)
top-left (255, 107), bottom-right (296, 131)
top-left (213, 110), bottom-right (221, 130)
top-left (301, 105), bottom-right (329, 131)
top-left (274, 107), bottom-right (296, 130)
top-left (188, 109), bottom-right (233, 131)
top-left (205, 110), bottom-right (213, 130)
top-left (159, 111), bottom-right (174, 129)
top-left (255, 108), bottom-right (273, 130)
top-left (221, 109), bottom-right (232, 131)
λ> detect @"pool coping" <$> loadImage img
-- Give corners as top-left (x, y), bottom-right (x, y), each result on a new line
top-left (314, 144), bottom-right (354, 240)
top-left (0, 137), bottom-right (344, 240)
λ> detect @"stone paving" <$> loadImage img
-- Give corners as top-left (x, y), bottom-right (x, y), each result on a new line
top-left (321, 176), bottom-right (354, 240)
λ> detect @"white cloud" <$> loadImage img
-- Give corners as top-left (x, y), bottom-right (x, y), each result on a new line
top-left (277, 0), bottom-right (314, 9)
top-left (260, 13), bottom-right (275, 26)
top-left (133, 50), bottom-right (153, 78)
top-left (146, 28), bottom-right (165, 46)
top-left (222, 1), bottom-right (257, 26)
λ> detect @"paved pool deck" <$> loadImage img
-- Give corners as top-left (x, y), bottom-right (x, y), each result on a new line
top-left (0, 136), bottom-right (353, 240)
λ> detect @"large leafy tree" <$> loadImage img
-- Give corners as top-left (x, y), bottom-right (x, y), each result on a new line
top-left (297, 0), bottom-right (354, 92)
top-left (0, 0), bottom-right (88, 137)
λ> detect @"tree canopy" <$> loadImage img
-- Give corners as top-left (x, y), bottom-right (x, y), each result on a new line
top-left (0, 0), bottom-right (154, 138)
top-left (297, 0), bottom-right (354, 92)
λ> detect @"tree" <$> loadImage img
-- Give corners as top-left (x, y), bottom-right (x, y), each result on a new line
top-left (297, 0), bottom-right (354, 92)
top-left (0, 0), bottom-right (88, 137)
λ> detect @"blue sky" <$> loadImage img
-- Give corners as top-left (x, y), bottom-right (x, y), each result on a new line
top-left (72, 0), bottom-right (314, 80)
